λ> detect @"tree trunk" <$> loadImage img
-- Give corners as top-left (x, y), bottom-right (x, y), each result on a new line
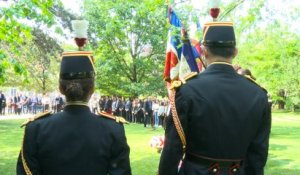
top-left (132, 64), bottom-right (137, 83)
top-left (277, 89), bottom-right (285, 110)
top-left (278, 101), bottom-right (285, 110)
top-left (42, 69), bottom-right (46, 95)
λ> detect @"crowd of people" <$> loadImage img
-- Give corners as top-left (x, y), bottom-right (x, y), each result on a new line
top-left (91, 96), bottom-right (169, 128)
top-left (0, 91), bottom-right (64, 115)
top-left (0, 90), bottom-right (169, 128)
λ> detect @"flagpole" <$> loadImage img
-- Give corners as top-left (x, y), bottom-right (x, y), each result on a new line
top-left (198, 52), bottom-right (207, 69)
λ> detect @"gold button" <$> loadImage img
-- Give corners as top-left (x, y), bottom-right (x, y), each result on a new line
top-left (212, 168), bottom-right (218, 173)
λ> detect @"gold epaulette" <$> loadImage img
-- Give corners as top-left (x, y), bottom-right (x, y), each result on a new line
top-left (98, 111), bottom-right (129, 124)
top-left (243, 75), bottom-right (267, 93)
top-left (170, 72), bottom-right (198, 90)
top-left (20, 111), bottom-right (52, 128)
top-left (170, 80), bottom-right (182, 89)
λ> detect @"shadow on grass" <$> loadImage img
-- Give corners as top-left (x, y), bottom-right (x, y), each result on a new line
top-left (266, 145), bottom-right (300, 175)
top-left (265, 141), bottom-right (300, 175)
top-left (0, 120), bottom-right (23, 129)
top-left (0, 149), bottom-right (20, 175)
top-left (266, 154), bottom-right (300, 175)
top-left (131, 156), bottom-right (160, 175)
top-left (270, 125), bottom-right (300, 139)
top-left (266, 168), bottom-right (300, 175)
top-left (269, 144), bottom-right (288, 151)
top-left (125, 124), bottom-right (164, 135)
top-left (267, 153), bottom-right (293, 168)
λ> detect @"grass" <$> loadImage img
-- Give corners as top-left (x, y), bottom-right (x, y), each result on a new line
top-left (0, 112), bottom-right (300, 175)
top-left (265, 111), bottom-right (300, 175)
top-left (0, 120), bottom-right (164, 175)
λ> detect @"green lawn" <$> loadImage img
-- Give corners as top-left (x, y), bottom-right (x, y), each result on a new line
top-left (265, 112), bottom-right (300, 175)
top-left (0, 112), bottom-right (300, 175)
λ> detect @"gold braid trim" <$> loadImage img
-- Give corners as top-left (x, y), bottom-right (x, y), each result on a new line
top-left (242, 75), bottom-right (267, 92)
top-left (98, 111), bottom-right (129, 124)
top-left (21, 128), bottom-right (32, 175)
top-left (20, 111), bottom-right (52, 128)
top-left (170, 89), bottom-right (186, 152)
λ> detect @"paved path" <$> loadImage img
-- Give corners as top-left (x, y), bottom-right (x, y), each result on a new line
top-left (0, 114), bottom-right (32, 120)
top-left (272, 116), bottom-right (300, 122)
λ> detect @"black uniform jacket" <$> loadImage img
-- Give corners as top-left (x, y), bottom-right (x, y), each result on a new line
top-left (17, 105), bottom-right (131, 175)
top-left (159, 63), bottom-right (271, 175)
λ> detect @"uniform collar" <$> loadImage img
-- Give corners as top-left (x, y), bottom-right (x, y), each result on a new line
top-left (209, 61), bottom-right (232, 67)
top-left (63, 102), bottom-right (91, 113)
top-left (65, 101), bottom-right (89, 107)
top-left (205, 61), bottom-right (235, 73)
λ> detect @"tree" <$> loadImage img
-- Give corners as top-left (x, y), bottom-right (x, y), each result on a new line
top-left (84, 0), bottom-right (167, 97)
top-left (0, 0), bottom-right (76, 83)
top-left (217, 0), bottom-right (300, 110)
top-left (1, 28), bottom-right (62, 94)
top-left (236, 22), bottom-right (300, 110)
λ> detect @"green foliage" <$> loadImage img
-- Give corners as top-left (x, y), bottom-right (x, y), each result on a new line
top-left (236, 23), bottom-right (300, 110)
top-left (0, 51), bottom-right (6, 84)
top-left (1, 27), bottom-right (62, 93)
top-left (0, 0), bottom-right (59, 44)
top-left (217, 0), bottom-right (300, 110)
top-left (84, 0), bottom-right (167, 97)
top-left (0, 0), bottom-right (63, 83)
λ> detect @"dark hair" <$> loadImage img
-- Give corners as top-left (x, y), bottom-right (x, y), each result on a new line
top-left (59, 78), bottom-right (94, 102)
top-left (206, 46), bottom-right (236, 58)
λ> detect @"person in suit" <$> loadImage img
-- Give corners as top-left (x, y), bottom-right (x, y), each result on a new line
top-left (55, 95), bottom-right (64, 113)
top-left (99, 96), bottom-right (106, 111)
top-left (125, 98), bottom-right (132, 122)
top-left (114, 96), bottom-right (122, 116)
top-left (0, 91), bottom-right (6, 115)
top-left (143, 97), bottom-right (153, 128)
top-left (137, 99), bottom-right (144, 124)
top-left (159, 22), bottom-right (271, 175)
top-left (17, 50), bottom-right (131, 175)
top-left (104, 96), bottom-right (113, 114)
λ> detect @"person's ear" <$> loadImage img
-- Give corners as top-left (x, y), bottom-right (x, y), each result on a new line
top-left (233, 48), bottom-right (238, 58)
top-left (90, 86), bottom-right (95, 94)
top-left (203, 47), bottom-right (209, 58)
top-left (59, 85), bottom-right (65, 95)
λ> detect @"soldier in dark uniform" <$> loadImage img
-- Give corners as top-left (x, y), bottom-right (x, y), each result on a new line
top-left (16, 24), bottom-right (131, 174)
top-left (159, 22), bottom-right (271, 175)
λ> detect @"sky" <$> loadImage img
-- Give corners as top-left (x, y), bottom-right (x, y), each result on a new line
top-left (61, 0), bottom-right (300, 30)
top-left (61, 0), bottom-right (83, 15)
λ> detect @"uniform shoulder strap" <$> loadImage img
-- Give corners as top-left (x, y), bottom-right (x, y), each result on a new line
top-left (181, 72), bottom-right (198, 84)
top-left (170, 72), bottom-right (198, 90)
top-left (242, 74), bottom-right (267, 93)
top-left (98, 111), bottom-right (129, 124)
top-left (168, 72), bottom-right (198, 153)
top-left (20, 111), bottom-right (52, 128)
